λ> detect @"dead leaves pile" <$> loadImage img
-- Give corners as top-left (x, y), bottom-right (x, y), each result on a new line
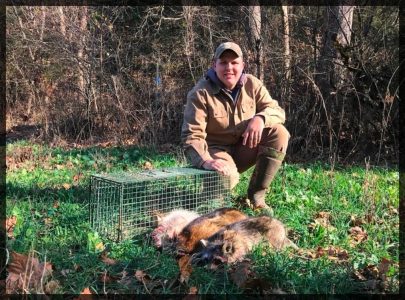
top-left (6, 251), bottom-right (58, 294)
top-left (301, 210), bottom-right (397, 292)
top-left (352, 258), bottom-right (397, 292)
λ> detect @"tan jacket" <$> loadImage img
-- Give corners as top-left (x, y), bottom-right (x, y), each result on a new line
top-left (181, 73), bottom-right (286, 167)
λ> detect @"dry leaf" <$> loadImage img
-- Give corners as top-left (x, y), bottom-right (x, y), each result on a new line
top-left (178, 255), bottom-right (192, 283)
top-left (73, 264), bottom-right (83, 271)
top-left (352, 270), bottom-right (367, 281)
top-left (62, 183), bottom-right (71, 190)
top-left (44, 218), bottom-right (52, 225)
top-left (229, 260), bottom-right (253, 288)
top-left (349, 215), bottom-right (366, 227)
top-left (388, 205), bottom-right (398, 215)
top-left (81, 287), bottom-right (92, 294)
top-left (135, 270), bottom-right (151, 284)
top-left (378, 257), bottom-right (392, 280)
top-left (94, 242), bottom-right (104, 252)
top-left (308, 211), bottom-right (336, 231)
top-left (44, 280), bottom-right (60, 294)
top-left (100, 252), bottom-right (118, 266)
top-left (6, 215), bottom-right (17, 238)
top-left (229, 260), bottom-right (269, 290)
top-left (75, 287), bottom-right (93, 300)
top-left (53, 201), bottom-right (60, 208)
top-left (189, 286), bottom-right (198, 294)
top-left (98, 272), bottom-right (118, 284)
top-left (143, 161), bottom-right (153, 170)
top-left (6, 251), bottom-right (53, 294)
top-left (305, 246), bottom-right (349, 262)
top-left (349, 226), bottom-right (368, 246)
top-left (73, 173), bottom-right (83, 182)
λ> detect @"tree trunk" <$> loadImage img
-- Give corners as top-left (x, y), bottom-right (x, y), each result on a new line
top-left (318, 4), bottom-right (355, 92)
top-left (281, 5), bottom-right (291, 82)
top-left (58, 7), bottom-right (66, 37)
top-left (247, 2), bottom-right (263, 81)
top-left (77, 7), bottom-right (88, 97)
top-left (182, 5), bottom-right (196, 84)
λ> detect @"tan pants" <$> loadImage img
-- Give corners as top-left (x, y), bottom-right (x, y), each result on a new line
top-left (208, 124), bottom-right (290, 188)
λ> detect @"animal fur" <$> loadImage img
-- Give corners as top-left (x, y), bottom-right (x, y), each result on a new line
top-left (151, 209), bottom-right (200, 249)
top-left (192, 216), bottom-right (298, 265)
top-left (175, 207), bottom-right (248, 255)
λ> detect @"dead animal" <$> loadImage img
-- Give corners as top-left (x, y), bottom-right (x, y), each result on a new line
top-left (175, 207), bottom-right (248, 255)
top-left (192, 216), bottom-right (298, 265)
top-left (151, 209), bottom-right (200, 249)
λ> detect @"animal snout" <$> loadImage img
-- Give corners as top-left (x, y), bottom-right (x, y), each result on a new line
top-left (190, 251), bottom-right (213, 266)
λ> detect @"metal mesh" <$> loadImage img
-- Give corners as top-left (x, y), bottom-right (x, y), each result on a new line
top-left (89, 167), bottom-right (231, 241)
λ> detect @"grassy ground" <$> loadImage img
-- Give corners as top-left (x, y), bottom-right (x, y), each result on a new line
top-left (5, 140), bottom-right (399, 294)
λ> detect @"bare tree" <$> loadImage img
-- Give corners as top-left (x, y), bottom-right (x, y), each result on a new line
top-left (318, 3), bottom-right (355, 91)
top-left (182, 5), bottom-right (196, 84)
top-left (281, 5), bottom-right (291, 82)
top-left (246, 2), bottom-right (263, 81)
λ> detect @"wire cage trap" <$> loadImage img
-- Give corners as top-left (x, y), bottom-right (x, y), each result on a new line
top-left (89, 167), bottom-right (231, 241)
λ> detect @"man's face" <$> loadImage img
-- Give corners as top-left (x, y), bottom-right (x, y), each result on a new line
top-left (213, 50), bottom-right (245, 90)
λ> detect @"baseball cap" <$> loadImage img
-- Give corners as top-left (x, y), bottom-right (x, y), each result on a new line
top-left (214, 42), bottom-right (243, 59)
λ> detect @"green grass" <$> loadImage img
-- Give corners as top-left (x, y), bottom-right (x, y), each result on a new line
top-left (6, 140), bottom-right (399, 294)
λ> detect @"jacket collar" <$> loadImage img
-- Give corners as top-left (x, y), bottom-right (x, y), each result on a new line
top-left (206, 68), bottom-right (247, 94)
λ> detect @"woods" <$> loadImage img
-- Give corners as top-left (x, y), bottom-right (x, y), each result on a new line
top-left (6, 5), bottom-right (399, 165)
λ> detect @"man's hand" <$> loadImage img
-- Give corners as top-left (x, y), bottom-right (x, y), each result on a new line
top-left (242, 115), bottom-right (265, 148)
top-left (202, 159), bottom-right (234, 176)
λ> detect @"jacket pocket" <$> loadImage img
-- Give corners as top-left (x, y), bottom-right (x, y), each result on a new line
top-left (241, 99), bottom-right (255, 118)
top-left (208, 106), bottom-right (229, 130)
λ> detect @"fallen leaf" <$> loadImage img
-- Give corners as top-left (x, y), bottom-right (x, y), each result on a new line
top-left (55, 164), bottom-right (64, 170)
top-left (388, 205), bottom-right (398, 215)
top-left (73, 173), bottom-right (83, 184)
top-left (143, 161), bottom-right (153, 170)
top-left (100, 252), bottom-right (118, 266)
top-left (349, 226), bottom-right (368, 246)
top-left (44, 218), bottom-right (52, 226)
top-left (229, 260), bottom-right (253, 288)
top-left (53, 201), bottom-right (60, 208)
top-left (75, 287), bottom-right (93, 300)
top-left (98, 272), bottom-right (118, 284)
top-left (182, 286), bottom-right (199, 300)
top-left (349, 215), bottom-right (366, 227)
top-left (378, 257), bottom-right (392, 280)
top-left (352, 270), bottom-right (367, 281)
top-left (44, 280), bottom-right (60, 294)
top-left (135, 270), bottom-right (151, 284)
top-left (6, 251), bottom-right (53, 294)
top-left (178, 255), bottom-right (192, 283)
top-left (308, 211), bottom-right (336, 231)
top-left (6, 215), bottom-right (17, 238)
top-left (94, 242), bottom-right (104, 252)
top-left (306, 246), bottom-right (350, 262)
top-left (62, 183), bottom-right (71, 190)
top-left (363, 264), bottom-right (379, 279)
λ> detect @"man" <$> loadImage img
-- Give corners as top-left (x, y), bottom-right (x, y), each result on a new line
top-left (181, 42), bottom-right (289, 213)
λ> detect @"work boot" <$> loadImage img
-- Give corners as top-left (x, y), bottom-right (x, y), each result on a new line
top-left (247, 146), bottom-right (285, 213)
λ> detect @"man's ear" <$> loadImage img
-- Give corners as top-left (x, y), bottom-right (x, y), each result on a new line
top-left (212, 60), bottom-right (216, 70)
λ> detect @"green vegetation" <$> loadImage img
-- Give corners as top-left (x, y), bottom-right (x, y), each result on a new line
top-left (6, 141), bottom-right (399, 294)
